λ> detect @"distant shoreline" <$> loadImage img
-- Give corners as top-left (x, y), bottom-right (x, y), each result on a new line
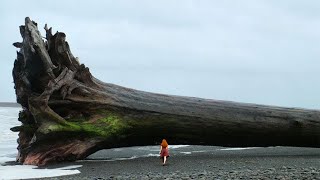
top-left (0, 102), bottom-right (21, 108)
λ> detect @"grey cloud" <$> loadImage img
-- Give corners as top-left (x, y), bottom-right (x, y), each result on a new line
top-left (1, 0), bottom-right (319, 109)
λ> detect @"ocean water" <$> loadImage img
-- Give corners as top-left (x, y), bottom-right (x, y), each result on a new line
top-left (0, 107), bottom-right (20, 162)
top-left (0, 107), bottom-right (82, 179)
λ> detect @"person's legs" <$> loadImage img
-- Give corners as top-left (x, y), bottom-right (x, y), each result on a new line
top-left (163, 156), bottom-right (167, 165)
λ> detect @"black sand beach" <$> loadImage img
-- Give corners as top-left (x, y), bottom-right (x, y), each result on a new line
top-left (37, 146), bottom-right (320, 179)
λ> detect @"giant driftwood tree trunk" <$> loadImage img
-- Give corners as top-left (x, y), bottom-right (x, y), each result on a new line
top-left (11, 17), bottom-right (320, 166)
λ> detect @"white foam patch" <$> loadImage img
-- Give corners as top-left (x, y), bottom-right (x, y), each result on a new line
top-left (56, 165), bottom-right (82, 170)
top-left (135, 146), bottom-right (159, 151)
top-left (82, 156), bottom-right (138, 162)
top-left (113, 148), bottom-right (123, 152)
top-left (192, 150), bottom-right (206, 153)
top-left (0, 165), bottom-right (81, 179)
top-left (144, 153), bottom-right (159, 157)
top-left (170, 145), bottom-right (190, 149)
top-left (219, 147), bottom-right (259, 151)
top-left (180, 152), bottom-right (192, 155)
top-left (0, 157), bottom-right (15, 165)
top-left (111, 156), bottom-right (138, 161)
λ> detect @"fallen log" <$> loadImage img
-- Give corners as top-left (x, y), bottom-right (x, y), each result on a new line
top-left (11, 17), bottom-right (320, 166)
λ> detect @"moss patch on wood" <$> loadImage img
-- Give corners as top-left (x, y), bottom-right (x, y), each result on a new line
top-left (44, 111), bottom-right (130, 138)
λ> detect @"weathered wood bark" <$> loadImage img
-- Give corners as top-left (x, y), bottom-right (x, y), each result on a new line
top-left (11, 17), bottom-right (320, 166)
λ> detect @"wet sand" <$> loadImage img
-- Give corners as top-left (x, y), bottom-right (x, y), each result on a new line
top-left (38, 146), bottom-right (320, 179)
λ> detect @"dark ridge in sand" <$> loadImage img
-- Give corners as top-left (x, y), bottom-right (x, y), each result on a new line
top-left (35, 146), bottom-right (320, 179)
top-left (0, 102), bottom-right (21, 108)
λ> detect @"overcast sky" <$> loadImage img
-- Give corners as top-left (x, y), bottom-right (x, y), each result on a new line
top-left (1, 0), bottom-right (320, 109)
